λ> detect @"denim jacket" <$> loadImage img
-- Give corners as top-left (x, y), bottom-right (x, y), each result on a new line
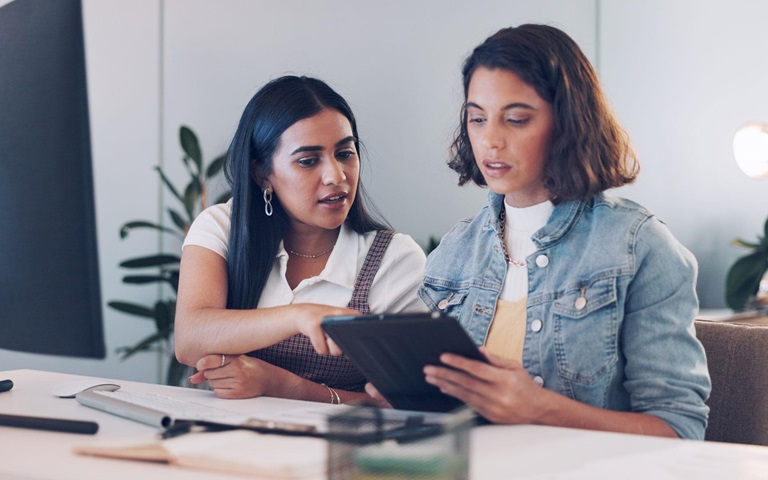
top-left (419, 192), bottom-right (711, 440)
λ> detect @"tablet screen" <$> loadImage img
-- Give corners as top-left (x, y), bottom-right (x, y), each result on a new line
top-left (321, 311), bottom-right (486, 412)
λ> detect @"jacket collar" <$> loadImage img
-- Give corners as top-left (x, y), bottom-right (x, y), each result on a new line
top-left (485, 191), bottom-right (592, 248)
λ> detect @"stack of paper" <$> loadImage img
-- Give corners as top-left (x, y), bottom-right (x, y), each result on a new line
top-left (74, 430), bottom-right (326, 479)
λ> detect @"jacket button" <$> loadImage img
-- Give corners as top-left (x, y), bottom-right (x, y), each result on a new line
top-left (535, 255), bottom-right (549, 268)
top-left (438, 299), bottom-right (448, 310)
top-left (533, 375), bottom-right (544, 387)
top-left (530, 319), bottom-right (542, 332)
top-left (574, 297), bottom-right (587, 310)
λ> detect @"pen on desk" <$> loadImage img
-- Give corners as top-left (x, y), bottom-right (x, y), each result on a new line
top-left (0, 413), bottom-right (99, 434)
top-left (0, 379), bottom-right (13, 393)
top-left (160, 420), bottom-right (196, 439)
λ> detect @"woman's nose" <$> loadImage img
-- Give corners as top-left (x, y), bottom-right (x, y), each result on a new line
top-left (322, 159), bottom-right (346, 185)
top-left (481, 122), bottom-right (506, 150)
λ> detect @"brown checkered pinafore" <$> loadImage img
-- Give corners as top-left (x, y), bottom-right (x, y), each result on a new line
top-left (248, 230), bottom-right (395, 392)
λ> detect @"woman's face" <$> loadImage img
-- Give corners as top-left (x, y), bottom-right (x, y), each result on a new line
top-left (466, 67), bottom-right (554, 207)
top-left (265, 108), bottom-right (359, 232)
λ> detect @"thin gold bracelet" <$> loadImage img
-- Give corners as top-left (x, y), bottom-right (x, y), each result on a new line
top-left (320, 383), bottom-right (336, 404)
top-left (330, 386), bottom-right (341, 405)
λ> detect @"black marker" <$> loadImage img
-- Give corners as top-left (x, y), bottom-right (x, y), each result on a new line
top-left (0, 379), bottom-right (13, 393)
top-left (0, 414), bottom-right (98, 434)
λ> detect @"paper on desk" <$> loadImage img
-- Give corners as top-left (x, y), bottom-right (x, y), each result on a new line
top-left (74, 430), bottom-right (326, 479)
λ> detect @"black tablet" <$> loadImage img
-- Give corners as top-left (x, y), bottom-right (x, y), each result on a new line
top-left (321, 311), bottom-right (486, 412)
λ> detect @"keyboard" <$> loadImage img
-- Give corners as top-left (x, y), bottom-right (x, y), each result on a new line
top-left (75, 389), bottom-right (248, 428)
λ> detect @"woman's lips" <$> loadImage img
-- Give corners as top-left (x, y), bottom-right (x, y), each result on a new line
top-left (318, 192), bottom-right (348, 209)
top-left (482, 160), bottom-right (511, 177)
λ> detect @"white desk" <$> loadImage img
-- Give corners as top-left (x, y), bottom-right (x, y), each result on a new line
top-left (2, 369), bottom-right (768, 479)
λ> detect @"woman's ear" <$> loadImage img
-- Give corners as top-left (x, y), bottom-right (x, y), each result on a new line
top-left (251, 165), bottom-right (268, 188)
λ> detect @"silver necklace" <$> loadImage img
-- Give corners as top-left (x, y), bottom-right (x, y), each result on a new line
top-left (287, 246), bottom-right (334, 259)
top-left (498, 208), bottom-right (526, 267)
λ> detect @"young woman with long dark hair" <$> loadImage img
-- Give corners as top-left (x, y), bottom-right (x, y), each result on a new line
top-left (175, 76), bottom-right (426, 404)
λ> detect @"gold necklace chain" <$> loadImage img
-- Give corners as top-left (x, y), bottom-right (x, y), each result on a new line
top-left (287, 246), bottom-right (334, 259)
top-left (498, 208), bottom-right (526, 267)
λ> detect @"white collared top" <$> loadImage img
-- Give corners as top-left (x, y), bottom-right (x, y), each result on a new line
top-left (183, 201), bottom-right (427, 313)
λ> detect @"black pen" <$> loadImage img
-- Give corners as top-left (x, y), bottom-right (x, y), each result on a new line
top-left (160, 420), bottom-right (196, 439)
top-left (0, 379), bottom-right (13, 393)
top-left (0, 413), bottom-right (98, 434)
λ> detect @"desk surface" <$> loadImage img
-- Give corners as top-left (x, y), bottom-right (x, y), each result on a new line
top-left (2, 369), bottom-right (768, 480)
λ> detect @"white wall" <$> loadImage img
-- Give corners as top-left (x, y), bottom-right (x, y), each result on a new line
top-left (160, 0), bottom-right (597, 246)
top-left (5, 0), bottom-right (765, 381)
top-left (600, 0), bottom-right (768, 308)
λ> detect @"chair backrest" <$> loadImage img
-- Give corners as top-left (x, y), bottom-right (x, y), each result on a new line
top-left (695, 320), bottom-right (768, 445)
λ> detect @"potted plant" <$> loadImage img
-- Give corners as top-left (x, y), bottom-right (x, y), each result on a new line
top-left (108, 126), bottom-right (230, 385)
top-left (725, 216), bottom-right (768, 312)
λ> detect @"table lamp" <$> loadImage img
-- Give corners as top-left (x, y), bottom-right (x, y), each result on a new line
top-left (733, 122), bottom-right (768, 179)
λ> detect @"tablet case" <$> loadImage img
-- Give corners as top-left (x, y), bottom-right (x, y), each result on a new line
top-left (321, 311), bottom-right (486, 412)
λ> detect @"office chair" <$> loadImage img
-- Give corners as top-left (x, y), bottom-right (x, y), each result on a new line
top-left (695, 320), bottom-right (768, 446)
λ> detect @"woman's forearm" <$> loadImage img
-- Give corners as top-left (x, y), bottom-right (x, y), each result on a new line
top-left (535, 388), bottom-right (679, 438)
top-left (266, 368), bottom-right (370, 405)
top-left (175, 305), bottom-right (298, 366)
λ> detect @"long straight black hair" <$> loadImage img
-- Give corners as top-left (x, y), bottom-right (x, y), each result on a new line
top-left (224, 75), bottom-right (389, 309)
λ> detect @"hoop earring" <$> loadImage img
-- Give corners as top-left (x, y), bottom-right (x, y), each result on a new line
top-left (263, 188), bottom-right (273, 217)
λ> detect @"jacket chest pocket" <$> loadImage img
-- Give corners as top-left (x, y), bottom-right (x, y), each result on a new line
top-left (551, 276), bottom-right (619, 385)
top-left (419, 281), bottom-right (469, 319)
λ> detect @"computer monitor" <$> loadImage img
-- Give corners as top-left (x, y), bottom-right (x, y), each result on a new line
top-left (0, 0), bottom-right (105, 358)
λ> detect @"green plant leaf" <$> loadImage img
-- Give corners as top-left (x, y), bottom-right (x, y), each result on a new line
top-left (732, 238), bottom-right (761, 250)
top-left (166, 356), bottom-right (190, 386)
top-left (122, 274), bottom-right (176, 287)
top-left (168, 271), bottom-right (180, 292)
top-left (117, 330), bottom-right (171, 359)
top-left (155, 166), bottom-right (185, 206)
top-left (206, 154), bottom-right (227, 178)
top-left (168, 208), bottom-right (189, 233)
top-left (153, 300), bottom-right (173, 333)
top-left (725, 252), bottom-right (767, 310)
top-left (183, 180), bottom-right (201, 219)
top-left (424, 236), bottom-right (441, 254)
top-left (107, 301), bottom-right (154, 318)
top-left (764, 216), bottom-right (768, 239)
top-left (180, 126), bottom-right (202, 174)
top-left (214, 191), bottom-right (232, 205)
top-left (119, 220), bottom-right (180, 239)
top-left (120, 254), bottom-right (180, 268)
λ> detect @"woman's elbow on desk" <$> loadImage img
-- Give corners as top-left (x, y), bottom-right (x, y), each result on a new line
top-left (173, 315), bottom-right (209, 366)
top-left (174, 336), bottom-right (198, 367)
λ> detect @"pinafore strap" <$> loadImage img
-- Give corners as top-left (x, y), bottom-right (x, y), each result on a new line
top-left (249, 230), bottom-right (396, 392)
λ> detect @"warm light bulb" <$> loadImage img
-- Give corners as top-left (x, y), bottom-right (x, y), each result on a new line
top-left (733, 123), bottom-right (768, 179)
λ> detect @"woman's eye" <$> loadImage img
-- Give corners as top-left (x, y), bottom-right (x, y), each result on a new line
top-left (297, 157), bottom-right (319, 167)
top-left (336, 150), bottom-right (356, 161)
top-left (468, 117), bottom-right (486, 125)
top-left (507, 117), bottom-right (530, 125)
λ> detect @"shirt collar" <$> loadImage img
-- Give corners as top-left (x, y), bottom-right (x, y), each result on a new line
top-left (275, 222), bottom-right (359, 291)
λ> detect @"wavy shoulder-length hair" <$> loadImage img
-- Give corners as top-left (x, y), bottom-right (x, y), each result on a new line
top-left (449, 24), bottom-right (638, 202)
top-left (224, 75), bottom-right (389, 309)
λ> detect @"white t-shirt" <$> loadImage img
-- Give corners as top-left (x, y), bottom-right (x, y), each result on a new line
top-left (499, 199), bottom-right (554, 302)
top-left (183, 201), bottom-right (428, 313)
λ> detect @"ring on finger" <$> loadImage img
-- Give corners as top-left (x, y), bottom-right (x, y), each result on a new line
top-left (220, 353), bottom-right (226, 368)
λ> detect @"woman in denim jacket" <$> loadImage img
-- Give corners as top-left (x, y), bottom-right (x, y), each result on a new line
top-left (417, 25), bottom-right (711, 439)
